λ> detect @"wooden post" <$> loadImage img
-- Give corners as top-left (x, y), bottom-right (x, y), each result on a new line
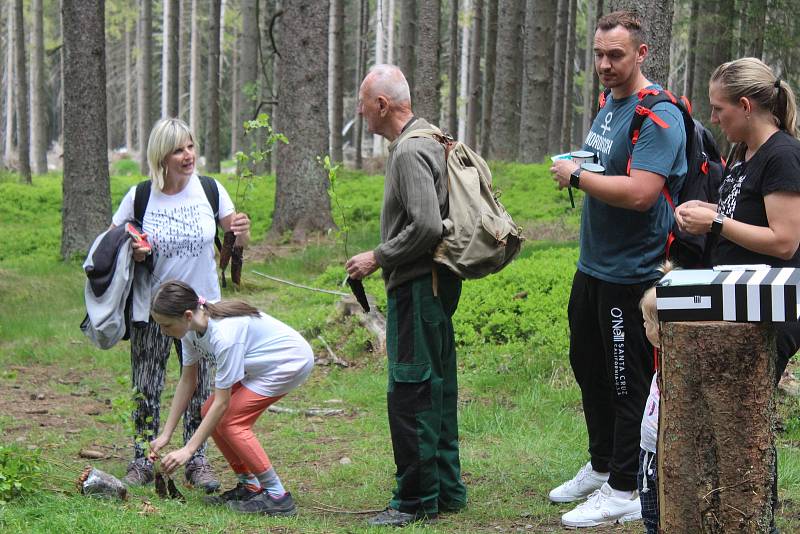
top-left (659, 321), bottom-right (776, 533)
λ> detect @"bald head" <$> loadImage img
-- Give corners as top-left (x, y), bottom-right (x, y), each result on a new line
top-left (362, 64), bottom-right (411, 106)
top-left (358, 64), bottom-right (415, 140)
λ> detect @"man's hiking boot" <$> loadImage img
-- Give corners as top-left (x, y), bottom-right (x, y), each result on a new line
top-left (549, 461), bottom-right (609, 503)
top-left (184, 455), bottom-right (220, 493)
top-left (367, 507), bottom-right (437, 527)
top-left (227, 491), bottom-right (297, 516)
top-left (204, 483), bottom-right (261, 505)
top-left (123, 457), bottom-right (154, 486)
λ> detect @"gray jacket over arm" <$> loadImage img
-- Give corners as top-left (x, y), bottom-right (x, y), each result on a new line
top-left (374, 118), bottom-right (448, 291)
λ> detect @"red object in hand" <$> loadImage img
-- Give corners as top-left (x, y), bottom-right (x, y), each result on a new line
top-left (125, 223), bottom-right (152, 253)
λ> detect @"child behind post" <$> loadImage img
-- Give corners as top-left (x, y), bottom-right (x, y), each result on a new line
top-left (638, 261), bottom-right (673, 534)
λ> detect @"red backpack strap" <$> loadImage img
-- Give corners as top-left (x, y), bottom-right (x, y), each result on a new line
top-left (680, 95), bottom-right (693, 114)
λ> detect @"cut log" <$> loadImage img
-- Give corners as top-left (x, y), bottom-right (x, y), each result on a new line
top-left (336, 295), bottom-right (386, 354)
top-left (659, 321), bottom-right (776, 533)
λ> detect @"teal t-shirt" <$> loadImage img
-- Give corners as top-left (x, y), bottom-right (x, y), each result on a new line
top-left (578, 86), bottom-right (687, 284)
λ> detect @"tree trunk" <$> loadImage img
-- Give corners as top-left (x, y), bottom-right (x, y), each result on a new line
top-left (372, 0), bottom-right (386, 156)
top-left (489, 0), bottom-right (523, 161)
top-left (518, 0), bottom-right (555, 163)
top-left (14, 0), bottom-right (31, 183)
top-left (354, 0), bottom-right (368, 169)
top-left (746, 0), bottom-right (767, 59)
top-left (478, 0), bottom-right (497, 157)
top-left (659, 322), bottom-right (776, 533)
top-left (189, 0), bottom-right (201, 143)
top-left (230, 26), bottom-right (238, 155)
top-left (559, 0), bottom-right (577, 152)
top-left (414, 0), bottom-right (441, 125)
top-left (581, 0), bottom-right (598, 135)
top-left (398, 0), bottom-right (415, 94)
top-left (272, 0), bottom-right (333, 239)
top-left (4, 0), bottom-right (14, 165)
top-left (691, 0), bottom-right (719, 129)
top-left (61, 0), bottom-right (111, 259)
top-left (684, 0), bottom-right (698, 102)
top-left (547, 0), bottom-right (568, 155)
top-left (329, 0), bottom-right (344, 163)
top-left (606, 0), bottom-right (674, 86)
top-left (456, 0), bottom-right (469, 139)
top-left (447, 0), bottom-right (458, 136)
top-left (125, 27), bottom-right (135, 150)
top-left (178, 0), bottom-right (191, 121)
top-left (237, 0), bottom-right (259, 157)
top-left (386, 0), bottom-right (395, 63)
top-left (162, 0), bottom-right (179, 117)
top-left (31, 0), bottom-right (47, 174)
top-left (465, 0), bottom-right (482, 148)
top-left (138, 0), bottom-right (153, 174)
top-left (205, 0), bottom-right (221, 172)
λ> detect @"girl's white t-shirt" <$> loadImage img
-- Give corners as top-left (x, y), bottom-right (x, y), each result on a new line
top-left (181, 313), bottom-right (314, 398)
top-left (112, 174), bottom-right (235, 302)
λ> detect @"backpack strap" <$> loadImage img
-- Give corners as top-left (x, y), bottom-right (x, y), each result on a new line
top-left (133, 180), bottom-right (152, 225)
top-left (198, 175), bottom-right (220, 221)
top-left (598, 88), bottom-right (611, 111)
top-left (198, 175), bottom-right (222, 251)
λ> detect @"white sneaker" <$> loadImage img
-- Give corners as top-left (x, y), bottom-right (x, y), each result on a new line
top-left (560, 482), bottom-right (642, 528)
top-left (549, 461), bottom-right (609, 503)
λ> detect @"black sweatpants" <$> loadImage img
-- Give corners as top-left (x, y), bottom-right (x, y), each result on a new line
top-left (567, 270), bottom-right (655, 491)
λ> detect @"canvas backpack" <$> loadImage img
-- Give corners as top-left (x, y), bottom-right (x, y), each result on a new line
top-left (599, 87), bottom-right (724, 267)
top-left (402, 128), bottom-right (524, 279)
top-left (133, 175), bottom-right (223, 251)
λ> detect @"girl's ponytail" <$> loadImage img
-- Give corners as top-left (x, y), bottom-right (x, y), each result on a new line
top-left (151, 280), bottom-right (260, 319)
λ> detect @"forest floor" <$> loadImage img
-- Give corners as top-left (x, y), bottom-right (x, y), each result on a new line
top-left (0, 164), bottom-right (798, 533)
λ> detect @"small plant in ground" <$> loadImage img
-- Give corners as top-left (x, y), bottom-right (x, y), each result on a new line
top-left (98, 376), bottom-right (154, 457)
top-left (322, 155), bottom-right (350, 262)
top-left (0, 445), bottom-right (42, 504)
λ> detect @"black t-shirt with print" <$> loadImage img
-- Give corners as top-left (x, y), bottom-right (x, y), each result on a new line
top-left (712, 130), bottom-right (800, 267)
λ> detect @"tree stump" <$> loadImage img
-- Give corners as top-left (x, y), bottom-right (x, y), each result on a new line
top-left (659, 322), bottom-right (776, 533)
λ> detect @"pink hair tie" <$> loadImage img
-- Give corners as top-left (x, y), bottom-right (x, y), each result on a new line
top-left (198, 296), bottom-right (207, 306)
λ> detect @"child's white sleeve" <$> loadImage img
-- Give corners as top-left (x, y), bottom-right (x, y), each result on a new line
top-left (214, 342), bottom-right (246, 390)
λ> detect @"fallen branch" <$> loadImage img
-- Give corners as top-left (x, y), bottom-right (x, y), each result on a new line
top-left (251, 270), bottom-right (348, 296)
top-left (308, 497), bottom-right (384, 514)
top-left (267, 405), bottom-right (345, 417)
top-left (317, 335), bottom-right (349, 367)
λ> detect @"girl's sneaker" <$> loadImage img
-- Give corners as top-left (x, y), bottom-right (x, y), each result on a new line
top-left (204, 483), bottom-right (262, 505)
top-left (228, 491), bottom-right (297, 516)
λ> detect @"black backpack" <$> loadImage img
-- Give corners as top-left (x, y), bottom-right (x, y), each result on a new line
top-left (599, 88), bottom-right (724, 267)
top-left (133, 175), bottom-right (223, 251)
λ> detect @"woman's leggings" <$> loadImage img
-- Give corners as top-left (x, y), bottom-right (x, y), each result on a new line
top-left (130, 317), bottom-right (213, 460)
top-left (201, 382), bottom-right (283, 475)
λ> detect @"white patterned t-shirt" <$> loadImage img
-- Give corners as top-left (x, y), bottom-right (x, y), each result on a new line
top-left (112, 174), bottom-right (235, 302)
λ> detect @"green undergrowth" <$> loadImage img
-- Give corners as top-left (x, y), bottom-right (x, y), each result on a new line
top-left (0, 163), bottom-right (798, 533)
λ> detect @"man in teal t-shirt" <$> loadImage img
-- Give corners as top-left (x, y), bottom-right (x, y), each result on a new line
top-left (548, 10), bottom-right (686, 529)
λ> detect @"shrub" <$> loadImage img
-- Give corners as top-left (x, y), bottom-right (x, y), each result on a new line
top-left (0, 445), bottom-right (42, 504)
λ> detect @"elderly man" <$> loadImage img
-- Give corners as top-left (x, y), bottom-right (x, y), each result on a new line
top-left (346, 64), bottom-right (466, 527)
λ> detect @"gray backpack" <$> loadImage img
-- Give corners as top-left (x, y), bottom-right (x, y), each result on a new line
top-left (404, 128), bottom-right (524, 279)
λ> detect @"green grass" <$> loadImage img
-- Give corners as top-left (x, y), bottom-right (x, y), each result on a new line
top-left (0, 164), bottom-right (797, 533)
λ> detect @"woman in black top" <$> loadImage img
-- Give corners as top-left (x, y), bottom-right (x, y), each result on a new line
top-left (676, 57), bottom-right (800, 381)
top-left (676, 57), bottom-right (800, 533)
